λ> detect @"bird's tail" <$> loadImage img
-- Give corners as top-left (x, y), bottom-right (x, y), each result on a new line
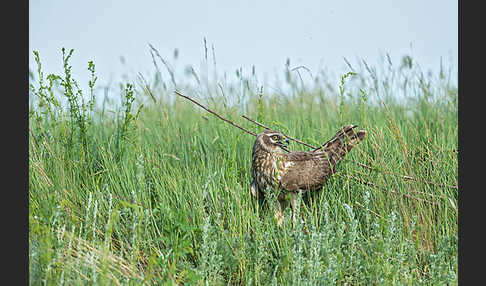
top-left (315, 125), bottom-right (366, 167)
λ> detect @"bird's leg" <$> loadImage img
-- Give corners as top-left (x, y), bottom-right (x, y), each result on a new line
top-left (275, 193), bottom-right (288, 226)
top-left (274, 199), bottom-right (284, 227)
top-left (290, 192), bottom-right (300, 228)
top-left (250, 181), bottom-right (258, 198)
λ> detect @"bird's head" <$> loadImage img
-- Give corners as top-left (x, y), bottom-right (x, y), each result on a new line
top-left (255, 129), bottom-right (290, 153)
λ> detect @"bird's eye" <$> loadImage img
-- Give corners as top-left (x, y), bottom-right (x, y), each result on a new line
top-left (271, 135), bottom-right (279, 140)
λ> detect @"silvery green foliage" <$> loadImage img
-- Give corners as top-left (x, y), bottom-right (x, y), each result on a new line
top-left (199, 215), bottom-right (223, 284)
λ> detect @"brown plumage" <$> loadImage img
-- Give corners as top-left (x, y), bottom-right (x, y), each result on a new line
top-left (250, 125), bottom-right (366, 226)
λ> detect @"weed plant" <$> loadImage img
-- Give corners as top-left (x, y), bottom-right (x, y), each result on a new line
top-left (29, 48), bottom-right (457, 285)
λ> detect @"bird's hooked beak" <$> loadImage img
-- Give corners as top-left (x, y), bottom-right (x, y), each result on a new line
top-left (278, 138), bottom-right (290, 148)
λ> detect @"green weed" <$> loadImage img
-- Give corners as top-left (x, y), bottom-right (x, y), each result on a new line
top-left (29, 49), bottom-right (457, 285)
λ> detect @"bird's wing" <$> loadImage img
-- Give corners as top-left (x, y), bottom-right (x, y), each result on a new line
top-left (317, 125), bottom-right (366, 166)
top-left (279, 151), bottom-right (332, 192)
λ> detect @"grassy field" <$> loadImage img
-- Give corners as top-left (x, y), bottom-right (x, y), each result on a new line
top-left (29, 48), bottom-right (458, 285)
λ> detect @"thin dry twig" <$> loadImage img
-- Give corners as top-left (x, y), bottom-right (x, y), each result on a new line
top-left (174, 90), bottom-right (458, 191)
top-left (241, 115), bottom-right (317, 149)
top-left (241, 115), bottom-right (357, 153)
top-left (338, 173), bottom-right (439, 206)
top-left (242, 115), bottom-right (458, 190)
top-left (345, 158), bottom-right (458, 190)
top-left (174, 90), bottom-right (257, 137)
top-left (174, 90), bottom-right (292, 152)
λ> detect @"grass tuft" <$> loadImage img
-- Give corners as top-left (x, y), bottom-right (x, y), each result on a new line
top-left (29, 48), bottom-right (457, 285)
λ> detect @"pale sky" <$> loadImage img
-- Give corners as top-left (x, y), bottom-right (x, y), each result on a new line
top-left (29, 0), bottom-right (457, 91)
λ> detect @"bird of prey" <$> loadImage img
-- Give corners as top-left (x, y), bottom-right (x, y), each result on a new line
top-left (250, 125), bottom-right (366, 226)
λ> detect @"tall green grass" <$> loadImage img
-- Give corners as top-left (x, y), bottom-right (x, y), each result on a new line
top-left (29, 48), bottom-right (457, 285)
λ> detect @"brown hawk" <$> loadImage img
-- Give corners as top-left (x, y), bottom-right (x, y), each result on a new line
top-left (250, 125), bottom-right (366, 226)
